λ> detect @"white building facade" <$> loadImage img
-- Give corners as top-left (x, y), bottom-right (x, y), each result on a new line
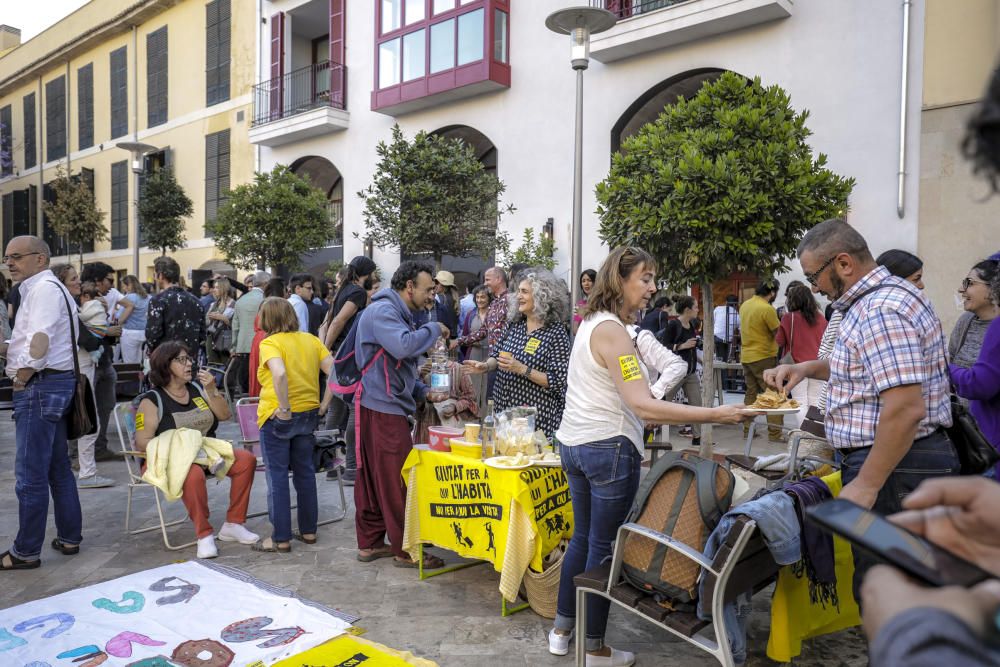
top-left (249, 0), bottom-right (926, 298)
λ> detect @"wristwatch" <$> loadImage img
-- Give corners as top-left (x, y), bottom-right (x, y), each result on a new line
top-left (276, 407), bottom-right (291, 415)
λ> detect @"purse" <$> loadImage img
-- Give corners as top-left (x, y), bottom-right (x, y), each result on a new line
top-left (51, 282), bottom-right (98, 440)
top-left (779, 312), bottom-right (795, 365)
top-left (947, 320), bottom-right (998, 475)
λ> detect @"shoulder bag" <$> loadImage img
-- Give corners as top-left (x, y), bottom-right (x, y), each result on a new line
top-left (948, 320), bottom-right (998, 475)
top-left (779, 313), bottom-right (795, 365)
top-left (50, 281), bottom-right (98, 440)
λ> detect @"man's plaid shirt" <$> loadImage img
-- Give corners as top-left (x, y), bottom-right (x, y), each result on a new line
top-left (825, 266), bottom-right (952, 449)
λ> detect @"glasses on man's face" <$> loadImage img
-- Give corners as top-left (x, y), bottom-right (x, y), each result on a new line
top-left (172, 356), bottom-right (194, 366)
top-left (3, 252), bottom-right (41, 263)
top-left (805, 255), bottom-right (838, 287)
top-left (960, 277), bottom-right (989, 292)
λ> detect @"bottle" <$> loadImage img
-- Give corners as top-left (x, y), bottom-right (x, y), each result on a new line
top-left (481, 400), bottom-right (496, 459)
top-left (429, 336), bottom-right (450, 398)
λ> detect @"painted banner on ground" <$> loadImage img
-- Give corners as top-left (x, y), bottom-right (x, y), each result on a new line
top-left (274, 635), bottom-right (438, 666)
top-left (0, 560), bottom-right (357, 666)
top-left (402, 449), bottom-right (573, 575)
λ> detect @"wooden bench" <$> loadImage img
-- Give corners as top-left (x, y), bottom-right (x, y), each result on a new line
top-left (573, 515), bottom-right (777, 667)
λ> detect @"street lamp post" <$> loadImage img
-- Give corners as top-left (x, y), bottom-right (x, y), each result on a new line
top-left (545, 6), bottom-right (616, 311)
top-left (115, 141), bottom-right (159, 276)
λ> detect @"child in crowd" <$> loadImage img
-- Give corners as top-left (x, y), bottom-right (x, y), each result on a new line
top-left (78, 281), bottom-right (109, 363)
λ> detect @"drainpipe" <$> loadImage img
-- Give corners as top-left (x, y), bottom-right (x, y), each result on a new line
top-left (896, 0), bottom-right (911, 219)
top-left (36, 76), bottom-right (43, 237)
top-left (255, 0), bottom-right (263, 175)
top-left (65, 60), bottom-right (71, 175)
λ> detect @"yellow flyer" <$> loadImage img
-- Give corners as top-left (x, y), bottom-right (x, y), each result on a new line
top-left (524, 337), bottom-right (541, 355)
top-left (274, 634), bottom-right (438, 666)
top-left (618, 354), bottom-right (642, 382)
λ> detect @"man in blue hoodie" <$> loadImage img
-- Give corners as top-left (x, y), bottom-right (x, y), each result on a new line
top-left (354, 260), bottom-right (449, 567)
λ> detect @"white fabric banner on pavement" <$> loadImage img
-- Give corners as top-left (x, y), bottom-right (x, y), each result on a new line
top-left (0, 560), bottom-right (357, 666)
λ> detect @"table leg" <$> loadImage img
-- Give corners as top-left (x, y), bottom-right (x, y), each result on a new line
top-left (501, 594), bottom-right (530, 617)
top-left (417, 542), bottom-right (489, 581)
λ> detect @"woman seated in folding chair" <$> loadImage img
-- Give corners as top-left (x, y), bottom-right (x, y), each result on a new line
top-left (254, 297), bottom-right (336, 553)
top-left (133, 340), bottom-right (259, 559)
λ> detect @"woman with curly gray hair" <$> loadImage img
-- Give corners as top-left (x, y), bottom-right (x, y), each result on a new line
top-left (464, 268), bottom-right (571, 438)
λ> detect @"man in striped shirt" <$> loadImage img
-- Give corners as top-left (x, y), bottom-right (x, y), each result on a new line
top-left (766, 219), bottom-right (956, 597)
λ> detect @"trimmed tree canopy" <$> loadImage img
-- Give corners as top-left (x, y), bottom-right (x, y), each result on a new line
top-left (42, 166), bottom-right (107, 267)
top-left (210, 165), bottom-right (331, 271)
top-left (138, 166), bottom-right (192, 256)
top-left (359, 124), bottom-right (512, 268)
top-left (596, 72), bottom-right (854, 285)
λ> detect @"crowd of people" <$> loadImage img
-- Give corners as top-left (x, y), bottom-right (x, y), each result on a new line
top-left (2, 210), bottom-right (999, 665)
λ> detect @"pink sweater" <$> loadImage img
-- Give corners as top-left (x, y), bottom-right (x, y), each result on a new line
top-left (776, 310), bottom-right (828, 363)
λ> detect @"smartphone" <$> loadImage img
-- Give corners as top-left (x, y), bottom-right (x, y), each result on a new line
top-left (806, 498), bottom-right (992, 587)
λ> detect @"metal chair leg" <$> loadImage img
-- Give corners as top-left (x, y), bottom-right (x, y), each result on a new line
top-left (317, 469), bottom-right (348, 526)
top-left (575, 587), bottom-right (588, 666)
top-left (153, 487), bottom-right (196, 551)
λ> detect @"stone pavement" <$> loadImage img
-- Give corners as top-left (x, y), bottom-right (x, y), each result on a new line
top-left (0, 397), bottom-right (867, 666)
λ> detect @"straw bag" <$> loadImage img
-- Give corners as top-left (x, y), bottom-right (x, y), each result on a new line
top-left (523, 541), bottom-right (566, 618)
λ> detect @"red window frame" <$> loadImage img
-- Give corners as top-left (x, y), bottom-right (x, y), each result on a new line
top-left (372, 0), bottom-right (510, 112)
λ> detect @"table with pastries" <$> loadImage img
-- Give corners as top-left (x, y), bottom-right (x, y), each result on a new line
top-left (401, 447), bottom-right (573, 614)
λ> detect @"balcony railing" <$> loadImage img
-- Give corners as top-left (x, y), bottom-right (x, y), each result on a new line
top-left (251, 61), bottom-right (347, 127)
top-left (595, 0), bottom-right (691, 19)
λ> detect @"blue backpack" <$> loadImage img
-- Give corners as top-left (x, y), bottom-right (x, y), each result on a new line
top-left (329, 316), bottom-right (387, 403)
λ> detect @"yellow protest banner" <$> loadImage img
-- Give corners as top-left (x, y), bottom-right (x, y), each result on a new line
top-left (402, 449), bottom-right (573, 596)
top-left (274, 634), bottom-right (438, 666)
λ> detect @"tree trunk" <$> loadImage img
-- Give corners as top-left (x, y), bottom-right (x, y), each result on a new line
top-left (700, 281), bottom-right (715, 459)
top-left (434, 252), bottom-right (443, 273)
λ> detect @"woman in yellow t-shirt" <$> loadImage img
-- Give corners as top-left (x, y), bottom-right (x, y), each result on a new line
top-left (254, 297), bottom-right (335, 553)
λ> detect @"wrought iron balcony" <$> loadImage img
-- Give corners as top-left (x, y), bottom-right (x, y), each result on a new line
top-left (251, 61), bottom-right (346, 127)
top-left (596, 0), bottom-right (691, 20)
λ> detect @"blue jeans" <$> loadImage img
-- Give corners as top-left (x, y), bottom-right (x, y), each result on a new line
top-left (554, 436), bottom-right (642, 652)
top-left (11, 371), bottom-right (82, 561)
top-left (259, 410), bottom-right (320, 543)
top-left (840, 429), bottom-right (960, 604)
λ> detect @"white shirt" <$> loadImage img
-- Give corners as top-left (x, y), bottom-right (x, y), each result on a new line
top-left (713, 305), bottom-right (739, 342)
top-left (287, 294), bottom-right (310, 333)
top-left (103, 286), bottom-right (124, 322)
top-left (6, 269), bottom-right (78, 375)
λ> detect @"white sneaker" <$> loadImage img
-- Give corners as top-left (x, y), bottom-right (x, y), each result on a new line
top-left (548, 628), bottom-right (574, 656)
top-left (197, 535), bottom-right (218, 559)
top-left (586, 648), bottom-right (636, 667)
top-left (217, 522), bottom-right (260, 545)
top-left (77, 475), bottom-right (115, 489)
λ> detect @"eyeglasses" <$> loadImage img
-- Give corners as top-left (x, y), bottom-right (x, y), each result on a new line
top-left (960, 277), bottom-right (989, 291)
top-left (805, 255), bottom-right (838, 286)
top-left (171, 356), bottom-right (194, 365)
top-left (3, 252), bottom-right (41, 262)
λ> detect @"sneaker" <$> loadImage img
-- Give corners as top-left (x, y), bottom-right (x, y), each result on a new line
top-left (77, 475), bottom-right (115, 489)
top-left (197, 535), bottom-right (218, 559)
top-left (217, 522), bottom-right (260, 545)
top-left (548, 628), bottom-right (574, 656)
top-left (586, 647), bottom-right (636, 667)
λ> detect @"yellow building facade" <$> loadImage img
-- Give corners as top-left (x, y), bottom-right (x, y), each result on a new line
top-left (0, 0), bottom-right (256, 282)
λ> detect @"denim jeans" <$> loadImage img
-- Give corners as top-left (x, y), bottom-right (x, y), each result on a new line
top-left (259, 409), bottom-right (320, 543)
top-left (554, 436), bottom-right (642, 652)
top-left (92, 352), bottom-right (117, 455)
top-left (11, 371), bottom-right (82, 560)
top-left (840, 429), bottom-right (960, 604)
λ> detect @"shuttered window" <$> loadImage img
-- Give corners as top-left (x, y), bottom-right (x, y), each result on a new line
top-left (110, 47), bottom-right (128, 139)
top-left (206, 0), bottom-right (231, 106)
top-left (23, 94), bottom-right (36, 170)
top-left (0, 105), bottom-right (11, 177)
top-left (147, 27), bottom-right (168, 127)
top-left (111, 160), bottom-right (129, 249)
top-left (204, 129), bottom-right (230, 234)
top-left (45, 76), bottom-right (67, 162)
top-left (78, 63), bottom-right (94, 150)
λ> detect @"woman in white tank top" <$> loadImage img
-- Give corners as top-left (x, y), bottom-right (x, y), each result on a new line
top-left (548, 247), bottom-right (751, 667)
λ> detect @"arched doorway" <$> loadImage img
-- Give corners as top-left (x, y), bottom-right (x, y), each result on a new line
top-left (289, 155), bottom-right (344, 279)
top-left (613, 69), bottom-right (761, 306)
top-left (401, 125), bottom-right (499, 291)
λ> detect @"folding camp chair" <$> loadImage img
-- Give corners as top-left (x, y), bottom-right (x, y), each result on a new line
top-left (112, 402), bottom-right (196, 551)
top-left (234, 397), bottom-right (348, 524)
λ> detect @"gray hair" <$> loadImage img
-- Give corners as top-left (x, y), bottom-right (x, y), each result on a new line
top-left (251, 270), bottom-right (271, 287)
top-left (796, 218), bottom-right (873, 262)
top-left (507, 268), bottom-right (570, 326)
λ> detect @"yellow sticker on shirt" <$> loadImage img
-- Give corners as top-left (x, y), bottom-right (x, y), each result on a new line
top-left (618, 354), bottom-right (642, 382)
top-left (524, 337), bottom-right (541, 355)
top-left (134, 413), bottom-right (145, 430)
top-left (193, 397), bottom-right (209, 411)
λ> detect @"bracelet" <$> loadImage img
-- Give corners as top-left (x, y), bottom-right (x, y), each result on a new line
top-left (522, 365), bottom-right (532, 378)
top-left (277, 407), bottom-right (291, 413)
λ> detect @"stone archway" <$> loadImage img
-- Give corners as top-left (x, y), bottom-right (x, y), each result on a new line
top-left (289, 155), bottom-right (344, 278)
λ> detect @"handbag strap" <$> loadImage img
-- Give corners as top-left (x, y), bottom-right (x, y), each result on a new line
top-left (48, 280), bottom-right (83, 379)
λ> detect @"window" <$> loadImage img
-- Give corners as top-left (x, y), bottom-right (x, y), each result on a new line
top-left (494, 10), bottom-right (508, 63)
top-left (110, 47), bottom-right (128, 139)
top-left (147, 26), bottom-right (168, 127)
top-left (457, 9), bottom-right (484, 66)
top-left (405, 0), bottom-right (424, 25)
top-left (382, 0), bottom-right (401, 33)
top-left (434, 0), bottom-right (454, 14)
top-left (379, 39), bottom-right (401, 88)
top-left (402, 30), bottom-right (426, 81)
top-left (430, 19), bottom-right (455, 73)
top-left (78, 63), bottom-right (94, 150)
top-left (205, 129), bottom-right (230, 232)
top-left (23, 93), bottom-right (35, 170)
top-left (111, 161), bottom-right (128, 249)
top-left (0, 105), bottom-right (11, 177)
top-left (45, 76), bottom-right (67, 163)
top-left (206, 0), bottom-right (231, 106)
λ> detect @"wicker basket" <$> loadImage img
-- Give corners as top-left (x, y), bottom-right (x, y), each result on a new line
top-left (523, 542), bottom-right (566, 618)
